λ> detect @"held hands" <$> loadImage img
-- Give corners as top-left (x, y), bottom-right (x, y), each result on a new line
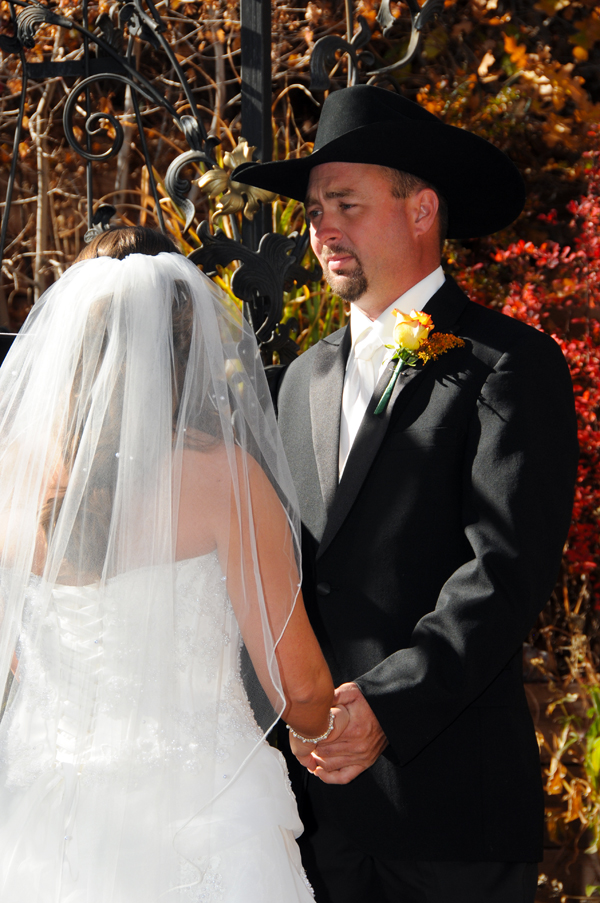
top-left (289, 704), bottom-right (350, 766)
top-left (291, 683), bottom-right (388, 785)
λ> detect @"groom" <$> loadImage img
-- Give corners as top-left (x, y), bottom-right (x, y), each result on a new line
top-left (235, 86), bottom-right (579, 902)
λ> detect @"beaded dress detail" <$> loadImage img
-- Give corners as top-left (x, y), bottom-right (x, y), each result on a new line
top-left (0, 553), bottom-right (313, 902)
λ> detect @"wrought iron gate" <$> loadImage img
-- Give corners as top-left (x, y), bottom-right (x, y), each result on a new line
top-left (0, 0), bottom-right (441, 361)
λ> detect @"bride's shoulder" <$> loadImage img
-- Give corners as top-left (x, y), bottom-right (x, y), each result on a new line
top-left (180, 435), bottom-right (263, 483)
top-left (179, 440), bottom-right (278, 521)
top-left (178, 440), bottom-right (262, 514)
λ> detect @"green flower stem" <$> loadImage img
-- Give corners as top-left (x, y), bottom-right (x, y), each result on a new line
top-left (374, 358), bottom-right (407, 415)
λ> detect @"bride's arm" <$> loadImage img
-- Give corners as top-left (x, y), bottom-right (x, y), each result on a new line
top-left (178, 445), bottom-right (348, 742)
top-left (223, 450), bottom-right (339, 740)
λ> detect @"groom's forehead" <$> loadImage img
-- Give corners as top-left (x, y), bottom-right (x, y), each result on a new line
top-left (305, 162), bottom-right (394, 204)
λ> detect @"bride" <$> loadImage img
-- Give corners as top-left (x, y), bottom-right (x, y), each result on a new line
top-left (0, 227), bottom-right (347, 901)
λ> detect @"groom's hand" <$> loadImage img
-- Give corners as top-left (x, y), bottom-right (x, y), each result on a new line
top-left (309, 682), bottom-right (388, 785)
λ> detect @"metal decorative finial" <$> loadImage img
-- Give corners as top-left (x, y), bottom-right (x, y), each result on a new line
top-left (197, 140), bottom-right (277, 221)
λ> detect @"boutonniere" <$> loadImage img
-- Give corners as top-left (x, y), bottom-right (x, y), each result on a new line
top-left (374, 309), bottom-right (465, 415)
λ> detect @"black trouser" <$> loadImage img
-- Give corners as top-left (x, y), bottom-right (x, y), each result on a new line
top-left (298, 814), bottom-right (538, 903)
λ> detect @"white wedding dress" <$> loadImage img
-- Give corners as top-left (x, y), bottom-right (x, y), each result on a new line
top-left (0, 553), bottom-right (314, 902)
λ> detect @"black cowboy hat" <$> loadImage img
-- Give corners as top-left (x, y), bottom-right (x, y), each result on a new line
top-left (232, 85), bottom-right (525, 240)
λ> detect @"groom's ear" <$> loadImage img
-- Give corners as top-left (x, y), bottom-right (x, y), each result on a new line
top-left (411, 189), bottom-right (439, 239)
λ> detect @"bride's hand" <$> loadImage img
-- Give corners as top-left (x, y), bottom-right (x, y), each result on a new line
top-left (326, 704), bottom-right (349, 743)
top-left (289, 705), bottom-right (349, 769)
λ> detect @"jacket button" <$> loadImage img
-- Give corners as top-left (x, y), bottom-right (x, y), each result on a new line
top-left (317, 582), bottom-right (331, 596)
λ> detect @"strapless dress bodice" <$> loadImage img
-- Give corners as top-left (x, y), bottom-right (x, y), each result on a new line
top-left (2, 552), bottom-right (261, 788)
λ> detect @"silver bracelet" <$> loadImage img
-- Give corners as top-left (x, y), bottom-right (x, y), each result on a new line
top-left (287, 709), bottom-right (335, 744)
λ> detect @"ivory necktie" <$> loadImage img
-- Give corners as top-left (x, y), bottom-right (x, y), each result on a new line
top-left (339, 328), bottom-right (385, 475)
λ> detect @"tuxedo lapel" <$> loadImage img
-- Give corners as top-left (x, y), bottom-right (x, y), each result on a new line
top-left (309, 326), bottom-right (351, 513)
top-left (317, 276), bottom-right (470, 559)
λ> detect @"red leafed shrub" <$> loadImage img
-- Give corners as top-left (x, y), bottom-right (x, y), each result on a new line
top-left (449, 129), bottom-right (600, 615)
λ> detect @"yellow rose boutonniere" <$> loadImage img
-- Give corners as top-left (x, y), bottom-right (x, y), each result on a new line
top-left (374, 309), bottom-right (465, 415)
top-left (392, 309), bottom-right (434, 351)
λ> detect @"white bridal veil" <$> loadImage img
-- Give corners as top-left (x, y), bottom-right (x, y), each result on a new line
top-left (0, 251), bottom-right (303, 897)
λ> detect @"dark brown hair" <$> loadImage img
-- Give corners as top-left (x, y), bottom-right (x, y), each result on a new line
top-left (74, 225), bottom-right (181, 262)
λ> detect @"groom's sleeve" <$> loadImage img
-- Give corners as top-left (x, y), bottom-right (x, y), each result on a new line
top-left (355, 325), bottom-right (578, 766)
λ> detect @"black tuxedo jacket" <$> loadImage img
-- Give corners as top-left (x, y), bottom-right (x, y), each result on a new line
top-left (276, 276), bottom-right (578, 862)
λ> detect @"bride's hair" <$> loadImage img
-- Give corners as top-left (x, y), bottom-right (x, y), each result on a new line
top-left (39, 227), bottom-right (221, 574)
top-left (74, 225), bottom-right (181, 261)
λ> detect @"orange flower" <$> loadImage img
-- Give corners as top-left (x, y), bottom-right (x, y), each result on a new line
top-left (418, 333), bottom-right (465, 362)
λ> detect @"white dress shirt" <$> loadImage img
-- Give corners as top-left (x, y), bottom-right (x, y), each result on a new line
top-left (338, 266), bottom-right (446, 477)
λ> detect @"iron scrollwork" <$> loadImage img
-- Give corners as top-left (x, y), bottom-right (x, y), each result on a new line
top-left (190, 223), bottom-right (321, 366)
top-left (309, 0), bottom-right (443, 89)
top-left (1, 0), bottom-right (316, 361)
top-left (15, 0), bottom-right (68, 48)
top-left (310, 16), bottom-right (373, 91)
top-left (7, 0), bottom-right (218, 201)
top-left (63, 73), bottom-right (150, 162)
top-left (369, 0), bottom-right (444, 77)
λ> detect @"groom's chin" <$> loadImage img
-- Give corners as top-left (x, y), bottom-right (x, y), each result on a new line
top-left (325, 271), bottom-right (368, 304)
